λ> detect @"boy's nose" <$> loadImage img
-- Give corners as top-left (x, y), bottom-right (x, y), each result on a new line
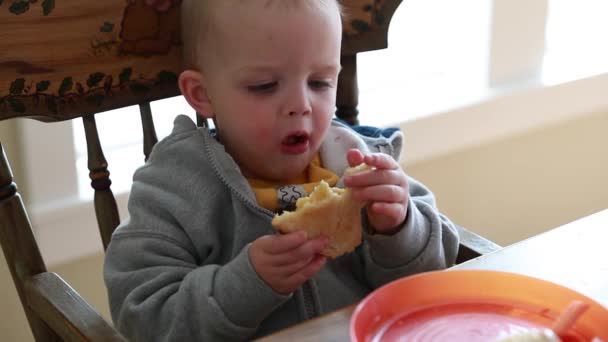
top-left (288, 108), bottom-right (310, 116)
top-left (285, 86), bottom-right (312, 117)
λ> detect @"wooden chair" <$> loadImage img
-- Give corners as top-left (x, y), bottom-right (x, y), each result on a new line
top-left (0, 1), bottom-right (500, 340)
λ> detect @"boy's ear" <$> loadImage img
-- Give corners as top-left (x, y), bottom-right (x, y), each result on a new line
top-left (178, 70), bottom-right (215, 118)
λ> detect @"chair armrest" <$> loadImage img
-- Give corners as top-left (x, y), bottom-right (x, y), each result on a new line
top-left (455, 225), bottom-right (502, 264)
top-left (24, 272), bottom-right (126, 342)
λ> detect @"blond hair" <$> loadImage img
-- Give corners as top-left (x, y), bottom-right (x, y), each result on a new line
top-left (180, 0), bottom-right (342, 70)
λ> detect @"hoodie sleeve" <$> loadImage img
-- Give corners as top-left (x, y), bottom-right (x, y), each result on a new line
top-left (328, 121), bottom-right (459, 287)
top-left (357, 175), bottom-right (460, 288)
top-left (103, 119), bottom-right (290, 342)
top-left (104, 234), bottom-right (289, 342)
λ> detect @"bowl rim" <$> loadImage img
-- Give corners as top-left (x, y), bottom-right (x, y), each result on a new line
top-left (349, 269), bottom-right (608, 341)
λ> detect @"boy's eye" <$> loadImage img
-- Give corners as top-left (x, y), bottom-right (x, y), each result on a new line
top-left (309, 80), bottom-right (332, 90)
top-left (247, 82), bottom-right (277, 93)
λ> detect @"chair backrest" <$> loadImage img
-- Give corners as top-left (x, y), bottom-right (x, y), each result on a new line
top-left (0, 1), bottom-right (405, 340)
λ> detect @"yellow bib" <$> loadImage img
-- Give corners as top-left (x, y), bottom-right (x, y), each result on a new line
top-left (247, 154), bottom-right (339, 212)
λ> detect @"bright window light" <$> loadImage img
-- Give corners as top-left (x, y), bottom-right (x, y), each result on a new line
top-left (357, 0), bottom-right (491, 126)
top-left (542, 0), bottom-right (608, 84)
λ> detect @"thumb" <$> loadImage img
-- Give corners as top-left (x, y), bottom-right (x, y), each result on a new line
top-left (347, 148), bottom-right (364, 167)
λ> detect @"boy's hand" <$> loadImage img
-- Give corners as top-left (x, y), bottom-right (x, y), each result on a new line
top-left (344, 148), bottom-right (410, 234)
top-left (249, 231), bottom-right (328, 295)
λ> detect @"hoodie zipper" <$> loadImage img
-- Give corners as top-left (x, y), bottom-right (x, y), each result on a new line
top-left (205, 133), bottom-right (318, 320)
top-left (301, 281), bottom-right (317, 320)
top-left (229, 182), bottom-right (319, 320)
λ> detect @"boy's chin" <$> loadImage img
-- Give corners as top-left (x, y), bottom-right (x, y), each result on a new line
top-left (243, 154), bottom-right (313, 181)
top-left (274, 167), bottom-right (307, 181)
top-left (270, 161), bottom-right (310, 181)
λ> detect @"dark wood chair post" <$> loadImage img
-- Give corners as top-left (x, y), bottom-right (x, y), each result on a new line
top-left (196, 112), bottom-right (208, 128)
top-left (82, 115), bottom-right (120, 250)
top-left (139, 102), bottom-right (159, 161)
top-left (0, 142), bottom-right (61, 342)
top-left (336, 54), bottom-right (360, 125)
top-left (455, 225), bottom-right (502, 263)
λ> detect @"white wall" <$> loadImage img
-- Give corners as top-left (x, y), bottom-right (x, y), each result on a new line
top-left (407, 109), bottom-right (608, 245)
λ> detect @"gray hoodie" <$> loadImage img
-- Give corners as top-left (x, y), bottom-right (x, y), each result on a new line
top-left (103, 115), bottom-right (459, 341)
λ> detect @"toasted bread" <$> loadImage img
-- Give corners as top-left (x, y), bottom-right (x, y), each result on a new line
top-left (271, 163), bottom-right (371, 258)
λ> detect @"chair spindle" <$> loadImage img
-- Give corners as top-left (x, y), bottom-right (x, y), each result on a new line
top-left (336, 55), bottom-right (360, 125)
top-left (139, 102), bottom-right (159, 161)
top-left (82, 115), bottom-right (120, 250)
top-left (196, 113), bottom-right (208, 128)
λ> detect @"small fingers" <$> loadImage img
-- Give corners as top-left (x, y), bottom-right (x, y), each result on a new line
top-left (262, 231), bottom-right (308, 255)
top-left (346, 169), bottom-right (407, 190)
top-left (351, 184), bottom-right (407, 204)
top-left (369, 202), bottom-right (406, 219)
top-left (274, 235), bottom-right (329, 266)
top-left (347, 150), bottom-right (400, 170)
top-left (284, 255), bottom-right (327, 288)
top-left (363, 153), bottom-right (399, 170)
top-left (250, 233), bottom-right (328, 294)
top-left (367, 202), bottom-right (409, 232)
top-left (262, 250), bottom-right (328, 294)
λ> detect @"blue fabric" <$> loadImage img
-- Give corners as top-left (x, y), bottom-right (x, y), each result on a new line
top-left (333, 118), bottom-right (400, 138)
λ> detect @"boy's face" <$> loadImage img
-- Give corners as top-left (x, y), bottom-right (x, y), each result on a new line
top-left (197, 3), bottom-right (342, 182)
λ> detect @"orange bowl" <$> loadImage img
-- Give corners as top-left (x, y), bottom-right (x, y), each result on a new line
top-left (350, 270), bottom-right (608, 342)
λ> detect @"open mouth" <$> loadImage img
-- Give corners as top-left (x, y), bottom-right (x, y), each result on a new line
top-left (283, 133), bottom-right (309, 145)
top-left (281, 132), bottom-right (310, 154)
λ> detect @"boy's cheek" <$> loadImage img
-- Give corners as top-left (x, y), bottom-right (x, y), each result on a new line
top-left (251, 125), bottom-right (275, 142)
